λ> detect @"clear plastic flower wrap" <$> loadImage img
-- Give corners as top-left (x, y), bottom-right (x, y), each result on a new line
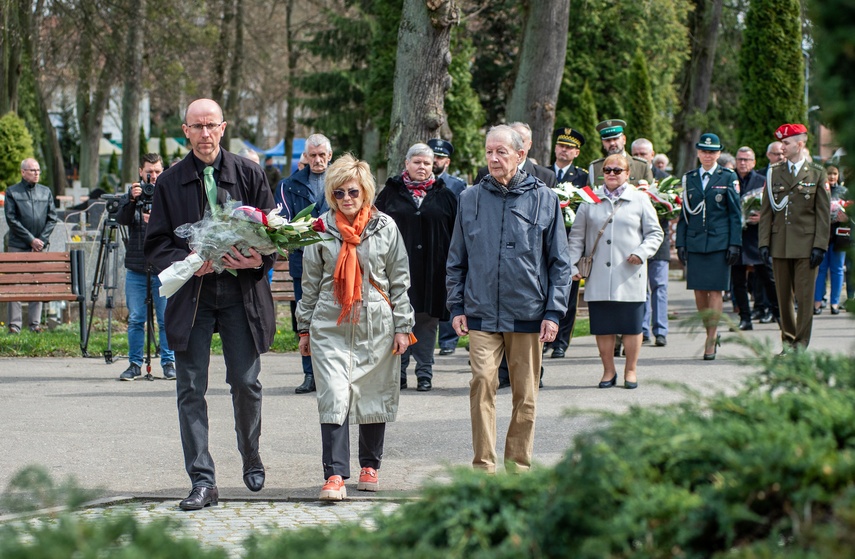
top-left (175, 202), bottom-right (278, 274)
top-left (158, 200), bottom-right (326, 298)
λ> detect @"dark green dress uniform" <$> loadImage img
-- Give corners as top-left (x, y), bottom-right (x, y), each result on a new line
top-left (759, 160), bottom-right (830, 348)
top-left (588, 155), bottom-right (653, 188)
top-left (675, 165), bottom-right (742, 290)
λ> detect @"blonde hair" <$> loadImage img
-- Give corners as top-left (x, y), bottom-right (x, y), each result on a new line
top-left (603, 153), bottom-right (630, 171)
top-left (324, 153), bottom-right (376, 210)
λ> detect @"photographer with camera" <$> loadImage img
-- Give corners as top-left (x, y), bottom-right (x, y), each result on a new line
top-left (116, 153), bottom-right (175, 380)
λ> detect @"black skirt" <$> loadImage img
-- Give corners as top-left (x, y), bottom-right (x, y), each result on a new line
top-left (686, 250), bottom-right (730, 291)
top-left (589, 301), bottom-right (644, 335)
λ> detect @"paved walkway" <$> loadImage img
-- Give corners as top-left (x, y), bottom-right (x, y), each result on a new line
top-left (1, 279), bottom-right (853, 556)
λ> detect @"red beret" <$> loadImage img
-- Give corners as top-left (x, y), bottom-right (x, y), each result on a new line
top-left (774, 123), bottom-right (808, 140)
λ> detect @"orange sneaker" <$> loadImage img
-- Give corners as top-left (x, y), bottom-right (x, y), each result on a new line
top-left (357, 467), bottom-right (379, 492)
top-left (319, 475), bottom-right (347, 501)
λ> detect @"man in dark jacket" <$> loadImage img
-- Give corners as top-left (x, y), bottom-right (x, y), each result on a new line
top-left (273, 133), bottom-right (331, 394)
top-left (732, 146), bottom-right (778, 330)
top-left (4, 158), bottom-right (57, 333)
top-left (116, 153), bottom-right (175, 381)
top-left (145, 99), bottom-right (276, 511)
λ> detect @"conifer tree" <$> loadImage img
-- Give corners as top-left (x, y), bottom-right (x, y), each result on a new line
top-left (627, 48), bottom-right (656, 148)
top-left (0, 112), bottom-right (35, 190)
top-left (738, 0), bottom-right (805, 166)
top-left (159, 128), bottom-right (168, 161)
top-left (139, 126), bottom-right (147, 162)
top-left (556, 80), bottom-right (598, 171)
top-left (443, 29), bottom-right (485, 180)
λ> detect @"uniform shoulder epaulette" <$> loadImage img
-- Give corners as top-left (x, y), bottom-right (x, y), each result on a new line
top-left (590, 157), bottom-right (605, 164)
top-left (770, 161), bottom-right (786, 168)
top-left (810, 161), bottom-right (825, 170)
top-left (631, 155), bottom-right (648, 164)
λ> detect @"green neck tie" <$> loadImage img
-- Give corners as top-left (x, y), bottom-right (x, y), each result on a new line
top-left (203, 166), bottom-right (217, 210)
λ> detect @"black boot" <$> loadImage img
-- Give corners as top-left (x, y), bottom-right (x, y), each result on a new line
top-left (295, 374), bottom-right (316, 394)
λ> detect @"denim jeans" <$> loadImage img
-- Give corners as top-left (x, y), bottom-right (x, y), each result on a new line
top-left (814, 246), bottom-right (847, 306)
top-left (125, 269), bottom-right (173, 366)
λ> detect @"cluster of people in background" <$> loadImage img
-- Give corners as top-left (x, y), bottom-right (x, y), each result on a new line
top-left (6, 95), bottom-right (850, 506)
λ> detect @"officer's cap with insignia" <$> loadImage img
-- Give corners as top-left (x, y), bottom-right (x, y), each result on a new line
top-left (554, 127), bottom-right (585, 149)
top-left (427, 139), bottom-right (454, 158)
top-left (774, 123), bottom-right (808, 140)
top-left (696, 132), bottom-right (723, 151)
top-left (595, 119), bottom-right (627, 140)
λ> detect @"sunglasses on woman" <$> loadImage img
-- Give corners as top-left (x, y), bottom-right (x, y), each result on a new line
top-left (602, 167), bottom-right (627, 175)
top-left (332, 188), bottom-right (361, 200)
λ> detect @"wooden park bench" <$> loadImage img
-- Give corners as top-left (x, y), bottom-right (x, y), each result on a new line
top-left (271, 259), bottom-right (295, 302)
top-left (0, 250), bottom-right (88, 350)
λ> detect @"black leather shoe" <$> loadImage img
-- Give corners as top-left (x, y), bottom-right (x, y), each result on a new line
top-left (738, 319), bottom-right (753, 331)
top-left (654, 335), bottom-right (667, 347)
top-left (598, 374), bottom-right (617, 388)
top-left (400, 376), bottom-right (407, 389)
top-left (439, 347), bottom-right (455, 356)
top-left (295, 374), bottom-right (316, 394)
top-left (750, 309), bottom-right (762, 321)
top-left (624, 379), bottom-right (638, 389)
top-left (551, 347), bottom-right (566, 358)
top-left (613, 336), bottom-right (623, 357)
top-left (243, 456), bottom-right (265, 492)
top-left (759, 311), bottom-right (776, 324)
top-left (416, 378), bottom-right (432, 392)
top-left (179, 486), bottom-right (219, 510)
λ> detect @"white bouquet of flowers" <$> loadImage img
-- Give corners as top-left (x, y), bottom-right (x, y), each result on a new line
top-left (158, 201), bottom-right (326, 298)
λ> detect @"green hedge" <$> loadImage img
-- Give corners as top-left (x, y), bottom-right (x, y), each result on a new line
top-left (4, 348), bottom-right (855, 557)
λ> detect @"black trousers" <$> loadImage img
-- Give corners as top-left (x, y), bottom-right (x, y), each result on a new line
top-left (321, 419), bottom-right (385, 479)
top-left (553, 279), bottom-right (580, 351)
top-left (731, 263), bottom-right (778, 321)
top-left (175, 274), bottom-right (263, 488)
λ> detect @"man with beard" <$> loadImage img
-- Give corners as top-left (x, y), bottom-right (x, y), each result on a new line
top-left (588, 119), bottom-right (653, 188)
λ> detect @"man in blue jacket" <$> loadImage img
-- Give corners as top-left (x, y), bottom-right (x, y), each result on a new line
top-left (274, 133), bottom-right (331, 394)
top-left (447, 125), bottom-right (571, 473)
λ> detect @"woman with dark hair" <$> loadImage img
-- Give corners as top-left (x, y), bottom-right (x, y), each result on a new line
top-left (814, 164), bottom-right (849, 315)
top-left (296, 154), bottom-right (415, 501)
top-left (567, 153), bottom-right (663, 389)
top-left (375, 143), bottom-right (458, 392)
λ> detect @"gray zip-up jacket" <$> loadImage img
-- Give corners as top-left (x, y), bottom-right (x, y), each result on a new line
top-left (446, 172), bottom-right (571, 333)
top-left (4, 180), bottom-right (57, 250)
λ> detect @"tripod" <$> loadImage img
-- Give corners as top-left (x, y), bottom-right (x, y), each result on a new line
top-left (140, 264), bottom-right (161, 381)
top-left (81, 208), bottom-right (125, 363)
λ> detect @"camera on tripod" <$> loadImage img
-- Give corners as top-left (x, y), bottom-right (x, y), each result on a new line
top-left (102, 193), bottom-right (124, 225)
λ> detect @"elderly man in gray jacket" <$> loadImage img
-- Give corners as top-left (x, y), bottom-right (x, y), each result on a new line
top-left (446, 125), bottom-right (571, 473)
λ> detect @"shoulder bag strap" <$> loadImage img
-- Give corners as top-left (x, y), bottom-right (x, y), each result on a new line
top-left (587, 201), bottom-right (622, 259)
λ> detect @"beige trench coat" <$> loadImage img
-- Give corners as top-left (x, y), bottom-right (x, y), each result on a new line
top-left (296, 209), bottom-right (415, 425)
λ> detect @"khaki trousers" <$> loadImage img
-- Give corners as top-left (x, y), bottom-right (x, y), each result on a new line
top-left (469, 330), bottom-right (542, 473)
top-left (772, 257), bottom-right (819, 348)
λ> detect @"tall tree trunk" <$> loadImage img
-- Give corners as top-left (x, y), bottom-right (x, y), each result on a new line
top-left (283, 0), bottom-right (296, 177)
top-left (506, 0), bottom-right (570, 165)
top-left (0, 0), bottom-right (24, 114)
top-left (672, 0), bottom-right (723, 175)
top-left (76, 35), bottom-right (113, 191)
top-left (22, 0), bottom-right (65, 194)
top-left (223, 0), bottom-right (243, 149)
top-left (121, 0), bottom-right (145, 184)
top-left (213, 0), bottom-right (235, 148)
top-left (386, 0), bottom-right (458, 172)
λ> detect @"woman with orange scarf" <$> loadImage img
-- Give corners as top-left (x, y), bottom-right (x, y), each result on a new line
top-left (296, 154), bottom-right (415, 501)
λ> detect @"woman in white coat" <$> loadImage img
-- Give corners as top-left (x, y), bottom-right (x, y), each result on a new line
top-left (296, 154), bottom-right (415, 501)
top-left (567, 154), bottom-right (663, 389)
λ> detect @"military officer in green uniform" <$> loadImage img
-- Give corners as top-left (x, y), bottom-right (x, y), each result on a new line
top-left (588, 119), bottom-right (654, 188)
top-left (759, 123), bottom-right (830, 350)
top-left (676, 133), bottom-right (742, 360)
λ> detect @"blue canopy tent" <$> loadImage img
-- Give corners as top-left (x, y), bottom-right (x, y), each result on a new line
top-left (259, 138), bottom-right (306, 173)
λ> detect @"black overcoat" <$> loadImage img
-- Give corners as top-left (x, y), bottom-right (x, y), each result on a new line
top-left (375, 176), bottom-right (457, 319)
top-left (144, 150), bottom-right (277, 353)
